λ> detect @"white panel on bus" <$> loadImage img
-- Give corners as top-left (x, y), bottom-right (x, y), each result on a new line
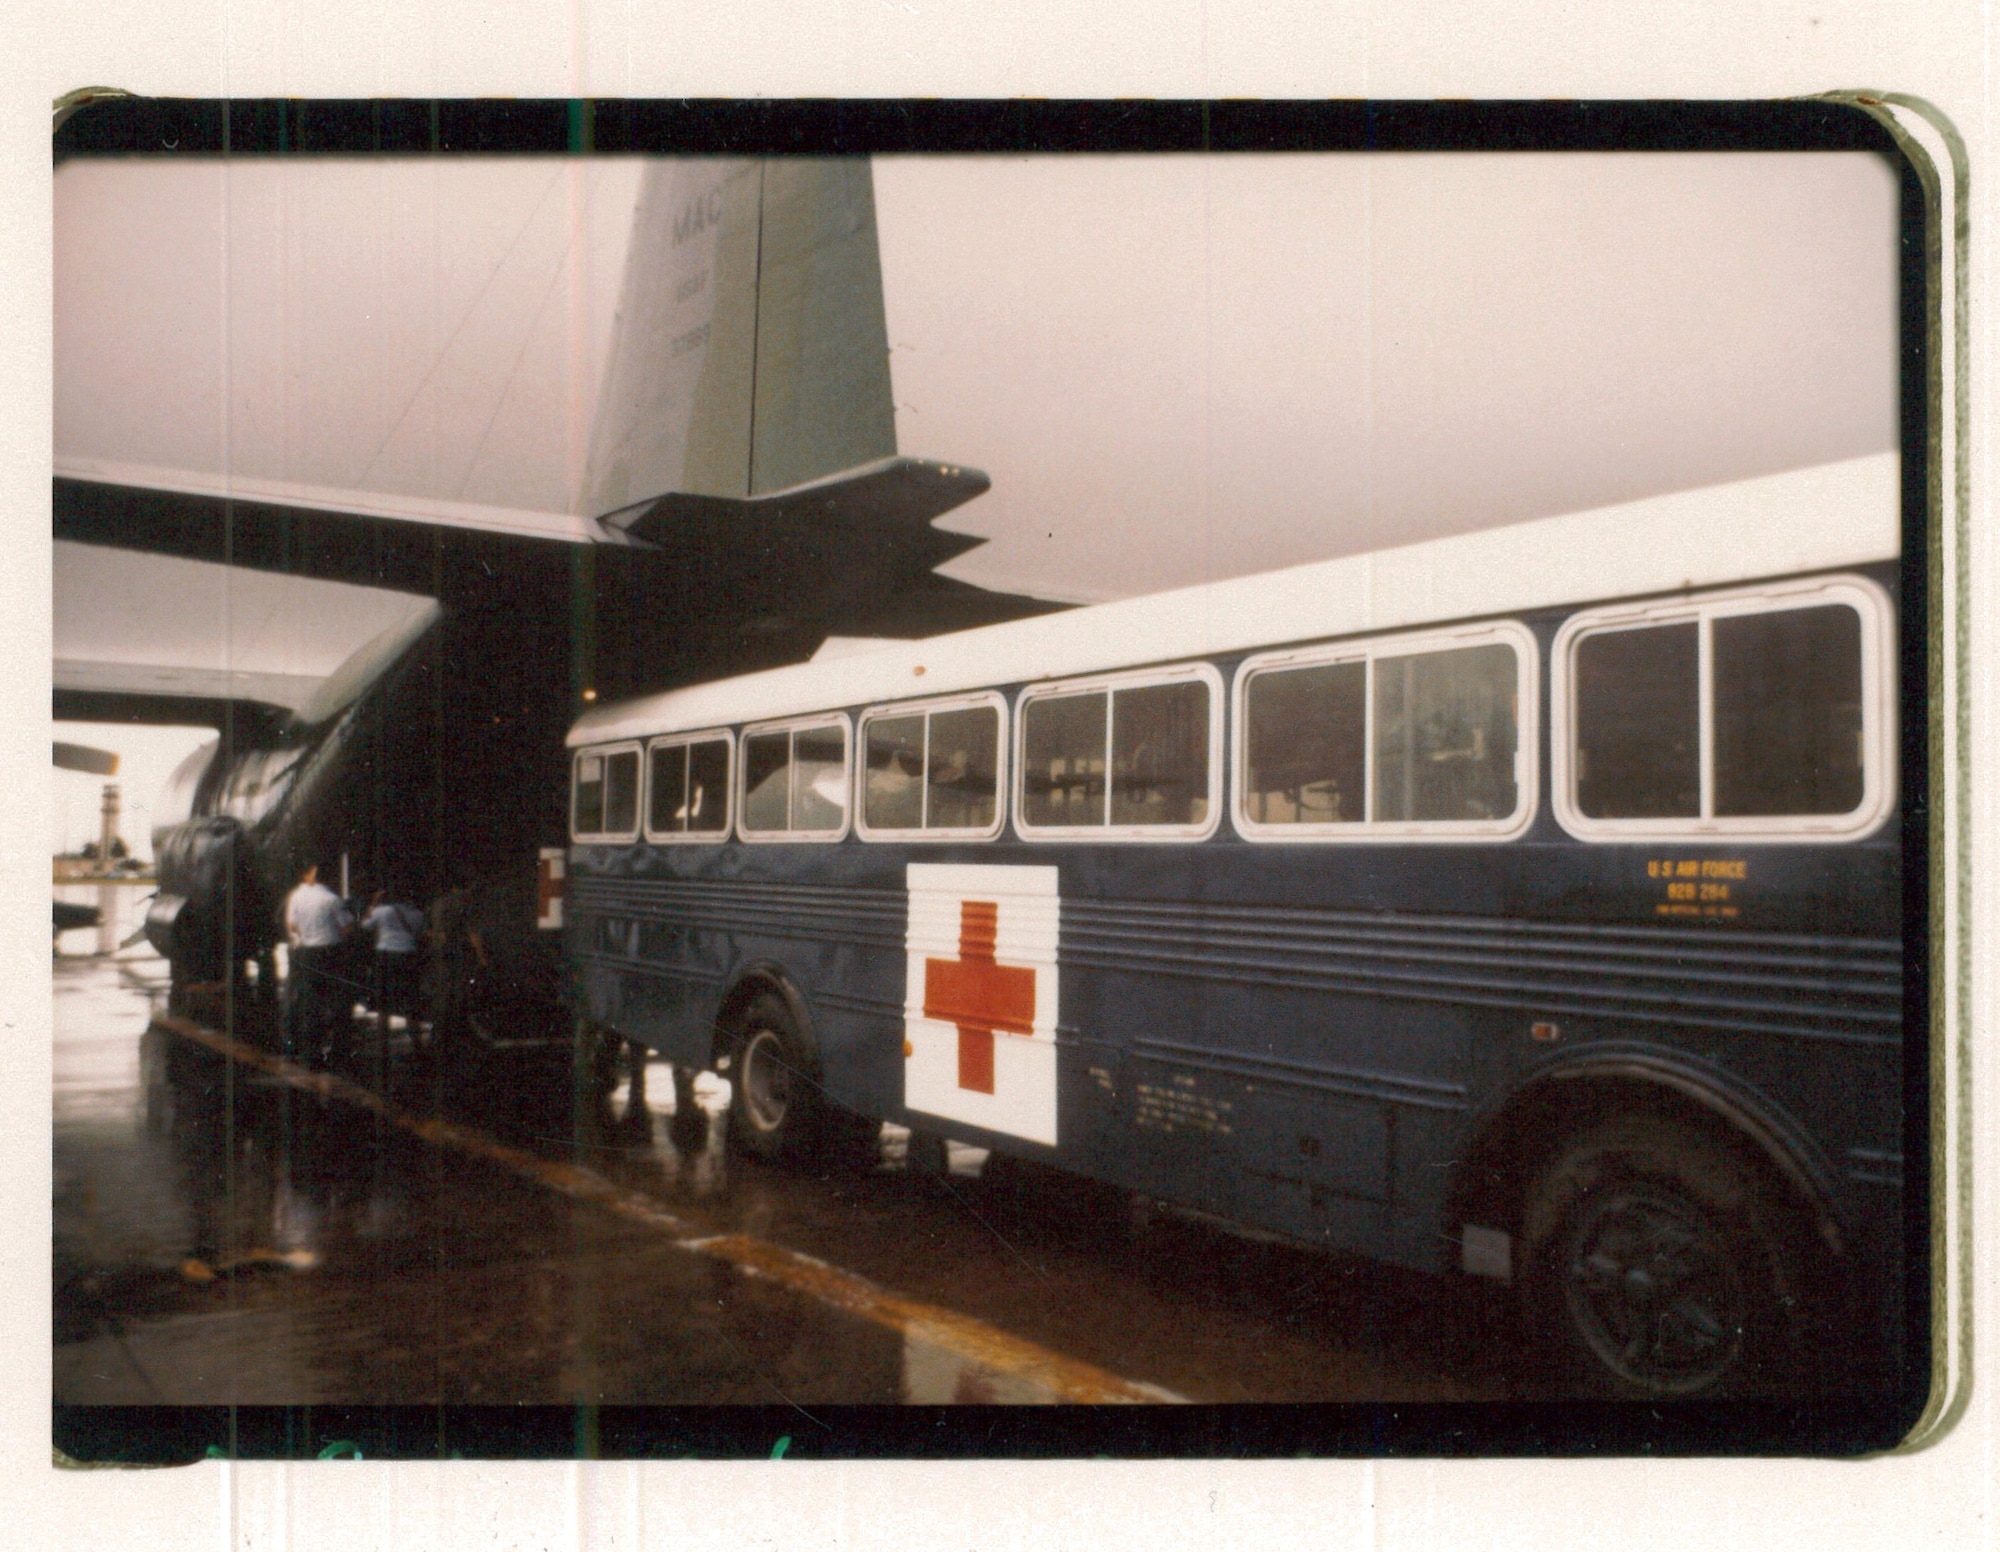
top-left (903, 863), bottom-right (1060, 1147)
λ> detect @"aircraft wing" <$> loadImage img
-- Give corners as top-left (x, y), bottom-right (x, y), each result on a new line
top-left (53, 454), bottom-right (1055, 719)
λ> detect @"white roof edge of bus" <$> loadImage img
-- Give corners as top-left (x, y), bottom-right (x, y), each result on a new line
top-left (569, 452), bottom-right (1900, 748)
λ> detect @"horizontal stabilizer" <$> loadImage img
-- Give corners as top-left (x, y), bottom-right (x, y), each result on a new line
top-left (604, 455), bottom-right (991, 563)
top-left (53, 741), bottom-right (118, 775)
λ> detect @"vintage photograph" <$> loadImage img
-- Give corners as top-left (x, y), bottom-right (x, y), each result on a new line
top-left (49, 102), bottom-right (1923, 1456)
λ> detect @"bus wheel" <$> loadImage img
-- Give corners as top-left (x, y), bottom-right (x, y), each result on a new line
top-left (1518, 1115), bottom-right (1808, 1400)
top-left (726, 994), bottom-right (819, 1162)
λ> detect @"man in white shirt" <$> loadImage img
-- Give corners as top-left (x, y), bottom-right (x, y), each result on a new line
top-left (284, 863), bottom-right (353, 1065)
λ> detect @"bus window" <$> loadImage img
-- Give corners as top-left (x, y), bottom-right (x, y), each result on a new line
top-left (1021, 691), bottom-right (1108, 827)
top-left (741, 732), bottom-right (792, 832)
top-left (573, 746), bottom-right (640, 840)
top-left (740, 719), bottom-right (850, 838)
top-left (1244, 660), bottom-right (1365, 824)
top-left (1237, 626), bottom-right (1532, 840)
top-left (648, 735), bottom-right (732, 839)
top-left (927, 705), bottom-right (999, 830)
top-left (865, 715), bottom-right (926, 830)
top-left (685, 738), bottom-right (731, 832)
top-left (793, 726), bottom-right (849, 830)
top-left (573, 753), bottom-right (605, 834)
top-left (603, 751), bottom-right (640, 833)
top-left (650, 743), bottom-right (688, 832)
top-left (1712, 605), bottom-right (1863, 816)
top-left (864, 700), bottom-right (1003, 836)
top-left (1019, 668), bottom-right (1219, 836)
top-left (1573, 624), bottom-right (1700, 819)
top-left (1372, 644), bottom-right (1519, 824)
top-left (1110, 680), bottom-right (1209, 826)
top-left (1556, 579), bottom-right (1887, 840)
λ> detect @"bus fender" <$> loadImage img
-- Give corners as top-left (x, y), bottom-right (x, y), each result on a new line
top-left (1450, 1044), bottom-right (1846, 1266)
top-left (711, 961), bottom-right (820, 1073)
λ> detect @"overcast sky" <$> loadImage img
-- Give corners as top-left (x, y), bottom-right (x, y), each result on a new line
top-left (876, 152), bottom-right (1896, 599)
top-left (56, 150), bottom-right (1896, 608)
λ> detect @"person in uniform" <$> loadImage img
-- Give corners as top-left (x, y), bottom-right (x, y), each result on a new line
top-left (362, 889), bottom-right (425, 1036)
top-left (284, 863), bottom-right (353, 1066)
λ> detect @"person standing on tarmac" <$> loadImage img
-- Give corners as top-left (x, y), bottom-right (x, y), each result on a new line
top-left (362, 889), bottom-right (425, 1036)
top-left (284, 863), bottom-right (353, 1066)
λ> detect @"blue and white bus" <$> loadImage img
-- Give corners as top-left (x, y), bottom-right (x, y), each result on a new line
top-left (560, 455), bottom-right (1907, 1400)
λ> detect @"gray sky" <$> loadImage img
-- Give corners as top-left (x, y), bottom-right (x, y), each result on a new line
top-left (56, 150), bottom-right (1895, 608)
top-left (56, 157), bottom-right (643, 521)
top-left (875, 152), bottom-right (1896, 599)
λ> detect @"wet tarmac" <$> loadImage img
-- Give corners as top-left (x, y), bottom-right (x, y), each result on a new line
top-left (53, 937), bottom-right (1523, 1411)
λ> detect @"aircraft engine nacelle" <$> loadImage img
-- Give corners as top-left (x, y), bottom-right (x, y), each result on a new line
top-left (146, 815), bottom-right (273, 984)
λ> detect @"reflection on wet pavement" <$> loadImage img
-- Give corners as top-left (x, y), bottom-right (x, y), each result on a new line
top-left (54, 944), bottom-right (1517, 1409)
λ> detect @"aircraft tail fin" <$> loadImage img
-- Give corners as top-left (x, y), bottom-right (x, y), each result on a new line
top-left (583, 157), bottom-right (902, 518)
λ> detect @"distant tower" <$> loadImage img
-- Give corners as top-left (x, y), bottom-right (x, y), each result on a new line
top-left (98, 782), bottom-right (120, 872)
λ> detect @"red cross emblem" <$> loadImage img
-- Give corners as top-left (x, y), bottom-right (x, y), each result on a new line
top-left (536, 848), bottom-right (566, 930)
top-left (923, 900), bottom-right (1036, 1095)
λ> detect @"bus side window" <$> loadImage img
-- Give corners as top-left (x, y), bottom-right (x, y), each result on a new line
top-left (1574, 623), bottom-right (1700, 820)
top-left (793, 725), bottom-right (849, 830)
top-left (685, 739), bottom-right (731, 832)
top-left (862, 703), bottom-right (1000, 836)
top-left (573, 753), bottom-right (606, 835)
top-left (1566, 591), bottom-right (1875, 831)
top-left (1111, 680), bottom-right (1209, 826)
top-left (866, 715), bottom-right (926, 830)
top-left (1244, 660), bottom-right (1365, 824)
top-left (650, 743), bottom-right (689, 832)
top-left (1712, 605), bottom-right (1863, 817)
top-left (927, 706), bottom-right (999, 830)
top-left (1371, 644), bottom-right (1519, 823)
top-left (742, 732), bottom-right (792, 832)
top-left (602, 751), bottom-right (640, 834)
top-left (1022, 692), bottom-right (1108, 827)
top-left (649, 737), bottom-right (732, 836)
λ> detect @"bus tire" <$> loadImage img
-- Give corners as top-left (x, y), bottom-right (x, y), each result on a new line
top-left (1518, 1114), bottom-right (1810, 1400)
top-left (726, 993), bottom-right (821, 1163)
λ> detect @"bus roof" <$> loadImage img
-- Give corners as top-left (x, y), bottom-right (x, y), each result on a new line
top-left (568, 452), bottom-right (1898, 748)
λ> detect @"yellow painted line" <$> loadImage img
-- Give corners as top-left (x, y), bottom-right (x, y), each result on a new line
top-left (687, 1234), bottom-right (1181, 1404)
top-left (156, 1014), bottom-right (690, 1234)
top-left (155, 1015), bottom-right (1181, 1405)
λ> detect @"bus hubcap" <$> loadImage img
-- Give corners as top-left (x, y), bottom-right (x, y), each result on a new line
top-left (1562, 1182), bottom-right (1746, 1393)
top-left (739, 1029), bottom-right (791, 1132)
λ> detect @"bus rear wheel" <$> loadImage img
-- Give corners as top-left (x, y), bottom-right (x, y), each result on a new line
top-left (1518, 1114), bottom-right (1810, 1400)
top-left (726, 994), bottom-right (821, 1163)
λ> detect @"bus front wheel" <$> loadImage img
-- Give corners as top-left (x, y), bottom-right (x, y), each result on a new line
top-left (726, 994), bottom-right (820, 1163)
top-left (1518, 1114), bottom-right (1811, 1400)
